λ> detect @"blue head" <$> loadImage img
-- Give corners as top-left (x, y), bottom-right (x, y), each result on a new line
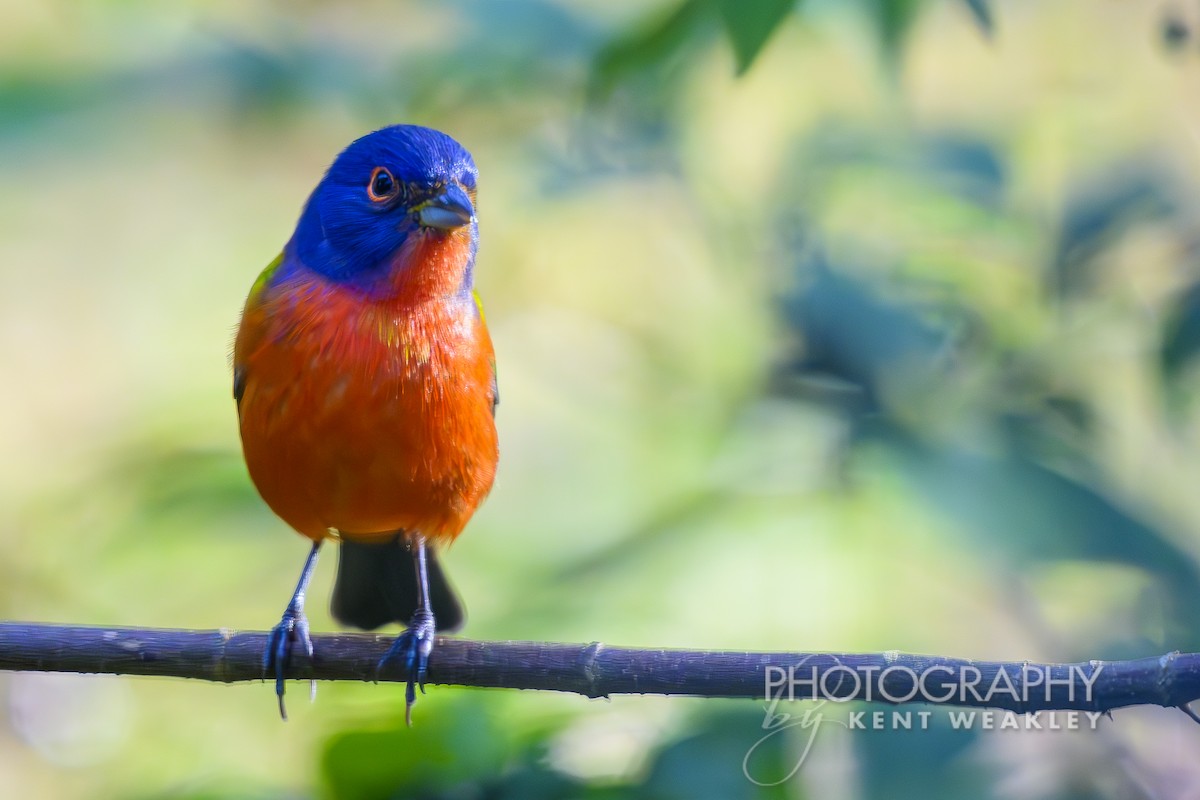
top-left (291, 125), bottom-right (478, 293)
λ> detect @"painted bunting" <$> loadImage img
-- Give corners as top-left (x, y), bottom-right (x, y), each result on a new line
top-left (233, 125), bottom-right (498, 722)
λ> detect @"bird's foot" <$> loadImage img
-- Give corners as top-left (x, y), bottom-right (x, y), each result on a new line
top-left (263, 604), bottom-right (314, 721)
top-left (377, 608), bottom-right (436, 726)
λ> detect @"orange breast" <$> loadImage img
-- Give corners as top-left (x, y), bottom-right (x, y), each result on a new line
top-left (234, 244), bottom-right (498, 544)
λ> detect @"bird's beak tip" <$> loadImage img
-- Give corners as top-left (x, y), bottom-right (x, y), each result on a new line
top-left (416, 187), bottom-right (474, 231)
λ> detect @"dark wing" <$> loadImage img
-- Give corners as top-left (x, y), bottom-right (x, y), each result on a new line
top-left (233, 366), bottom-right (246, 414)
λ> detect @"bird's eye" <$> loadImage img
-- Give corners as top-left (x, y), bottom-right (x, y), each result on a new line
top-left (367, 167), bottom-right (399, 203)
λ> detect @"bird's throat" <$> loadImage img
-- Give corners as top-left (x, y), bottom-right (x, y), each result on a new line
top-left (378, 228), bottom-right (476, 304)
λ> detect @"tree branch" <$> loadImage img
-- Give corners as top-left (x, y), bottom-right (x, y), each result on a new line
top-left (1, 622), bottom-right (1198, 716)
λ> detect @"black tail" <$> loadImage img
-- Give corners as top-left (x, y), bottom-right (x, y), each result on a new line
top-left (331, 535), bottom-right (464, 632)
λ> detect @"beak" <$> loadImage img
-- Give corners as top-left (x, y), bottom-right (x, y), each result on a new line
top-left (415, 183), bottom-right (474, 230)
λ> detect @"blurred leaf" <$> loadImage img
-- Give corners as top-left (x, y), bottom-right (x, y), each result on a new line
top-left (406, 0), bottom-right (596, 117)
top-left (1160, 281), bottom-right (1200, 423)
top-left (0, 73), bottom-right (105, 136)
top-left (1042, 396), bottom-right (1093, 435)
top-left (779, 262), bottom-right (951, 416)
top-left (640, 707), bottom-right (791, 799)
top-left (916, 134), bottom-right (1006, 207)
top-left (1161, 281), bottom-right (1200, 385)
top-left (960, 0), bottom-right (993, 38)
top-left (0, 42), bottom-right (363, 144)
top-left (874, 425), bottom-right (1200, 649)
top-left (864, 0), bottom-right (927, 62)
top-left (129, 789), bottom-right (295, 800)
top-left (0, 13), bottom-right (596, 146)
top-left (322, 699), bottom-right (505, 797)
top-left (857, 713), bottom-right (981, 800)
top-left (590, 0), bottom-right (710, 100)
top-left (1160, 9), bottom-right (1191, 52)
top-left (860, 0), bottom-right (992, 65)
top-left (1051, 168), bottom-right (1176, 298)
top-left (996, 403), bottom-right (1095, 479)
top-left (320, 696), bottom-right (592, 799)
top-left (713, 0), bottom-right (797, 75)
top-left (984, 358), bottom-right (1100, 472)
top-left (590, 0), bottom-right (988, 95)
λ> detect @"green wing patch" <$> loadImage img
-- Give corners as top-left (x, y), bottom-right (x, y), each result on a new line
top-left (248, 252), bottom-right (285, 303)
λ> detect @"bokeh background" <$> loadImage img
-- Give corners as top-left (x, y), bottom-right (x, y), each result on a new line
top-left (4, 0), bottom-right (1200, 797)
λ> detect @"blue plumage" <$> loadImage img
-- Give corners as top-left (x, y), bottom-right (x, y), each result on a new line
top-left (290, 125), bottom-right (479, 290)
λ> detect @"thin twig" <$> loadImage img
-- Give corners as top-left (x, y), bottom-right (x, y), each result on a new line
top-left (0, 622), bottom-right (1198, 715)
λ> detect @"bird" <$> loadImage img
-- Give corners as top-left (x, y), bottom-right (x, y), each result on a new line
top-left (232, 124), bottom-right (499, 723)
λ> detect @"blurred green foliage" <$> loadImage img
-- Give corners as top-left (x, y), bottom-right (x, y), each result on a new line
top-left (3, 0), bottom-right (1200, 797)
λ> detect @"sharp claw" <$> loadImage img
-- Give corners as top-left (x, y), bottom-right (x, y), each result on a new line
top-left (263, 606), bottom-right (314, 722)
top-left (264, 542), bottom-right (322, 721)
top-left (378, 612), bottom-right (436, 726)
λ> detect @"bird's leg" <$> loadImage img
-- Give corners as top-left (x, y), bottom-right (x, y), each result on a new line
top-left (263, 540), bottom-right (321, 721)
top-left (378, 534), bottom-right (436, 726)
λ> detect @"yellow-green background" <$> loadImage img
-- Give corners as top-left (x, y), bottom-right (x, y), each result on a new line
top-left (3, 0), bottom-right (1200, 797)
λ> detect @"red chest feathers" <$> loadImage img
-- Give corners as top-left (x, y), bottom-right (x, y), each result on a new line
top-left (235, 275), bottom-right (498, 542)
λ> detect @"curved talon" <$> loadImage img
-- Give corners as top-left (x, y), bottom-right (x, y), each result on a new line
top-left (378, 609), bottom-right (436, 726)
top-left (263, 541), bottom-right (321, 721)
top-left (263, 607), bottom-right (314, 721)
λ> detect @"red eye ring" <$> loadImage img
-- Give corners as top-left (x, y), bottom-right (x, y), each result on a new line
top-left (367, 167), bottom-right (399, 203)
